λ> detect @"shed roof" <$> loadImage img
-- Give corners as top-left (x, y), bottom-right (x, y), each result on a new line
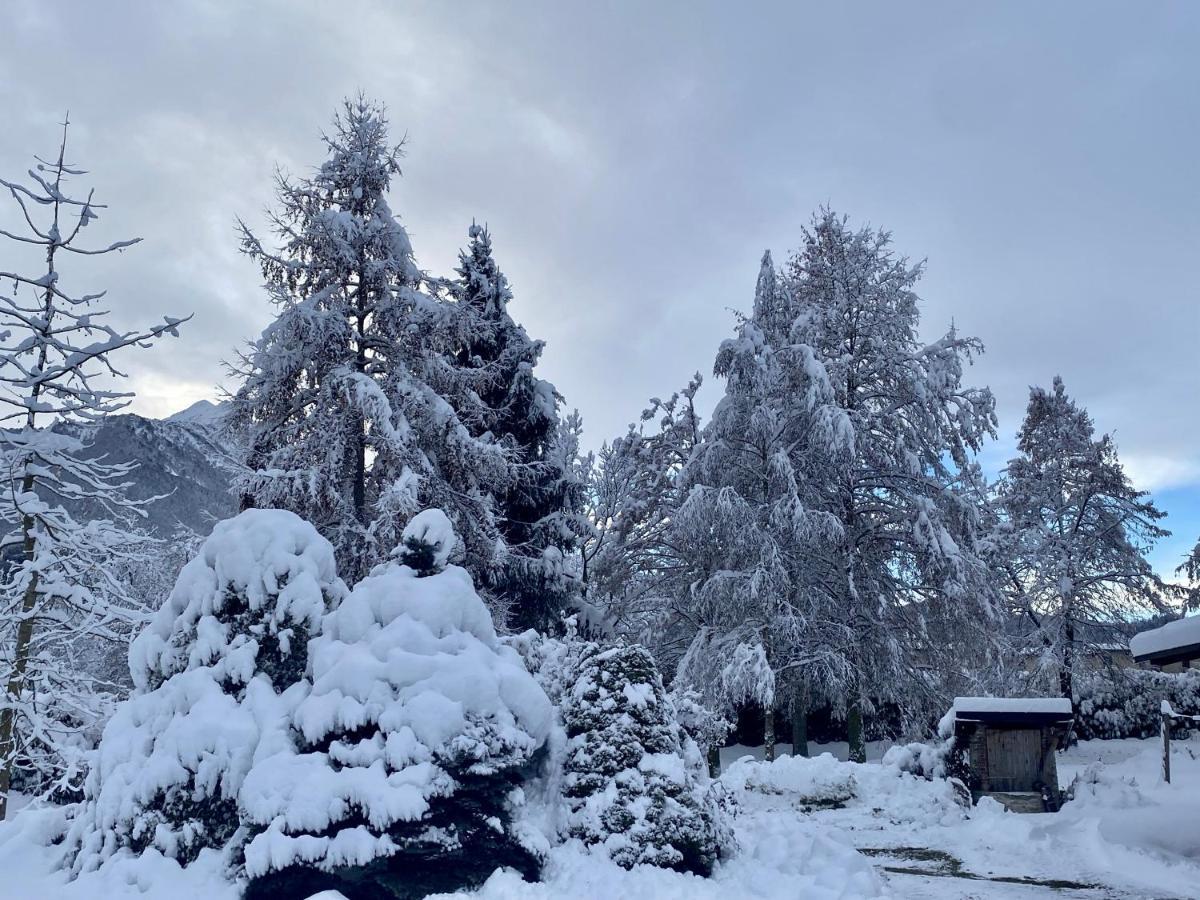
top-left (953, 696), bottom-right (1073, 726)
top-left (1130, 616), bottom-right (1200, 663)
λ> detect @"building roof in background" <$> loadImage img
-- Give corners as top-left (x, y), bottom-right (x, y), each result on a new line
top-left (1130, 616), bottom-right (1200, 663)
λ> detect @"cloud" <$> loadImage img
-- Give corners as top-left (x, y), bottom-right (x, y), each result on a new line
top-left (0, 1), bottom-right (1197, 501)
top-left (1122, 455), bottom-right (1200, 494)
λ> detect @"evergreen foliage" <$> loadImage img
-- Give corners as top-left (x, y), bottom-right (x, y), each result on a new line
top-left (66, 509), bottom-right (345, 872)
top-left (240, 510), bottom-right (554, 900)
top-left (996, 376), bottom-right (1172, 698)
top-left (230, 98), bottom-right (505, 585)
top-left (441, 224), bottom-right (589, 631)
top-left (561, 644), bottom-right (731, 875)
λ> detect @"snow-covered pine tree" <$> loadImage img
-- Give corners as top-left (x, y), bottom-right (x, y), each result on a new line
top-left (240, 509), bottom-right (554, 900)
top-left (438, 224), bottom-right (589, 631)
top-left (996, 376), bottom-right (1171, 699)
top-left (66, 508), bottom-right (345, 872)
top-left (561, 643), bottom-right (730, 874)
top-left (0, 118), bottom-right (188, 818)
top-left (229, 98), bottom-right (506, 585)
top-left (778, 212), bottom-right (999, 761)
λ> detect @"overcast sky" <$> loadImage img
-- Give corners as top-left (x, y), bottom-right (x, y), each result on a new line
top-left (3, 1), bottom-right (1199, 571)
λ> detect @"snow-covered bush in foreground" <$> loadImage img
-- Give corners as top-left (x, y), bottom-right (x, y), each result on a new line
top-left (1066, 761), bottom-right (1147, 810)
top-left (240, 510), bottom-right (554, 900)
top-left (561, 644), bottom-right (732, 875)
top-left (66, 509), bottom-right (346, 872)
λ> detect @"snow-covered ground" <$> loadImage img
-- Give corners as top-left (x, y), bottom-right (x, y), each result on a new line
top-left (2, 736), bottom-right (1197, 899)
top-left (724, 734), bottom-right (1200, 899)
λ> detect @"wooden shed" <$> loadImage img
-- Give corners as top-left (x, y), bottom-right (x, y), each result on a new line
top-left (951, 697), bottom-right (1073, 813)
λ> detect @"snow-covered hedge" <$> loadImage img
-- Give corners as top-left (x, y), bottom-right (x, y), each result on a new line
top-left (67, 509), bottom-right (347, 872)
top-left (1073, 668), bottom-right (1200, 740)
top-left (561, 644), bottom-right (732, 875)
top-left (240, 509), bottom-right (555, 899)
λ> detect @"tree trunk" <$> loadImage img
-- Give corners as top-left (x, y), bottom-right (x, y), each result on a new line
top-left (0, 498), bottom-right (41, 820)
top-left (791, 681), bottom-right (809, 758)
top-left (350, 345), bottom-right (364, 528)
top-left (847, 697), bottom-right (866, 763)
top-left (763, 702), bottom-right (776, 762)
top-left (0, 190), bottom-right (59, 820)
top-left (707, 744), bottom-right (721, 778)
top-left (1059, 614), bottom-right (1075, 701)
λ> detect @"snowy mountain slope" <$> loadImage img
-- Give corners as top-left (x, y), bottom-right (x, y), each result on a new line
top-left (53, 405), bottom-right (239, 537)
top-left (165, 399), bottom-right (230, 430)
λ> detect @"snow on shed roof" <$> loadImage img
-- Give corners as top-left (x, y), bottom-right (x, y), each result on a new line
top-left (953, 697), bottom-right (1072, 717)
top-left (1130, 616), bottom-right (1200, 661)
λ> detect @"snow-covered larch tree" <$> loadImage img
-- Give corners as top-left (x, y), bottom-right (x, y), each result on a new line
top-left (0, 118), bottom-right (188, 818)
top-left (779, 212), bottom-right (999, 760)
top-left (229, 97), bottom-right (506, 585)
top-left (582, 375), bottom-right (702, 649)
top-left (996, 376), bottom-right (1171, 699)
top-left (437, 224), bottom-right (589, 631)
top-left (671, 251), bottom-right (845, 761)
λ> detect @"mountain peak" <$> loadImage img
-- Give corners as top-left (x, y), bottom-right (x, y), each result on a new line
top-left (166, 399), bottom-right (229, 428)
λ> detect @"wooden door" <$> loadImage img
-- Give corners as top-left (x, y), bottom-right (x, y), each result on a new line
top-left (984, 728), bottom-right (1042, 792)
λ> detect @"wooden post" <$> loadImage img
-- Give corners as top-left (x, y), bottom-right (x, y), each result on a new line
top-left (1162, 704), bottom-right (1172, 785)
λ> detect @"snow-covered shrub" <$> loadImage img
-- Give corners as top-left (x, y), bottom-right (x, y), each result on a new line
top-left (504, 615), bottom-right (596, 706)
top-left (882, 726), bottom-right (955, 781)
top-left (66, 509), bottom-right (346, 873)
top-left (239, 510), bottom-right (554, 900)
top-left (670, 687), bottom-right (734, 763)
top-left (561, 644), bottom-right (731, 875)
top-left (1065, 761), bottom-right (1146, 810)
top-left (723, 754), bottom-right (857, 808)
top-left (1074, 668), bottom-right (1200, 740)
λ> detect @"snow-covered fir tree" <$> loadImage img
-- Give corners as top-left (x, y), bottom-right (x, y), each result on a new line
top-left (438, 224), bottom-right (589, 631)
top-left (995, 376), bottom-right (1171, 699)
top-left (561, 643), bottom-right (731, 874)
top-left (66, 509), bottom-right (345, 871)
top-left (0, 119), bottom-right (187, 817)
top-left (239, 509), bottom-right (554, 900)
top-left (229, 98), bottom-right (506, 585)
top-left (776, 212), bottom-right (1000, 759)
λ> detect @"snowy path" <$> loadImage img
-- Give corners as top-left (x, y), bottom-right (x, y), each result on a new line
top-left (724, 736), bottom-right (1200, 899)
top-left (878, 872), bottom-right (1114, 899)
